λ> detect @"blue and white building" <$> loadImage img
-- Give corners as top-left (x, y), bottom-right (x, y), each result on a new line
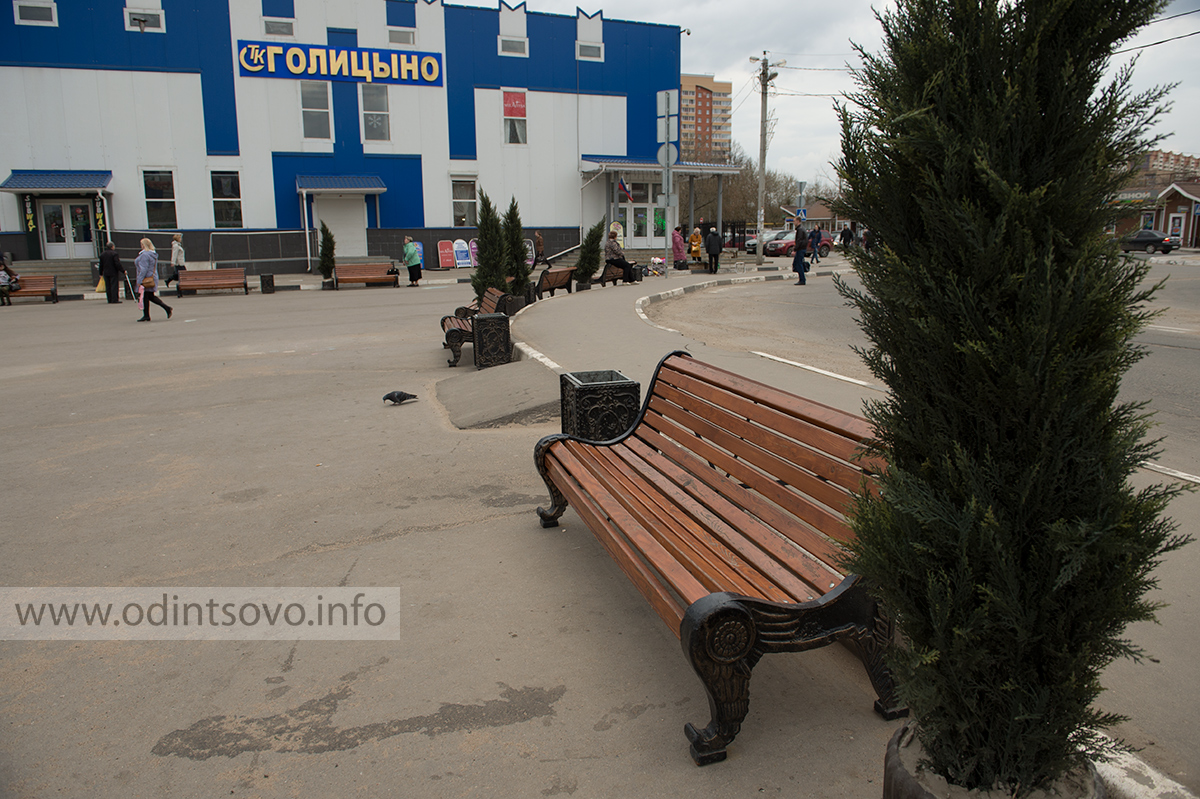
top-left (1, 0), bottom-right (736, 268)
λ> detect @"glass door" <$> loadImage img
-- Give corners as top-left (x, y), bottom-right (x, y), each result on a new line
top-left (40, 202), bottom-right (69, 259)
top-left (68, 203), bottom-right (95, 258)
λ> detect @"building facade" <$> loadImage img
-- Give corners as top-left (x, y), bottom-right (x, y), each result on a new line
top-left (2, 0), bottom-right (734, 268)
top-left (679, 74), bottom-right (731, 163)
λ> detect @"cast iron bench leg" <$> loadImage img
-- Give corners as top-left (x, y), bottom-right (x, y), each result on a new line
top-left (534, 435), bottom-right (570, 527)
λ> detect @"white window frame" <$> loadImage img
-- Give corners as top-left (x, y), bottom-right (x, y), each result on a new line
top-left (210, 171), bottom-right (243, 229)
top-left (13, 0), bottom-right (57, 26)
top-left (300, 80), bottom-right (332, 141)
top-left (575, 41), bottom-right (603, 62)
top-left (142, 169), bottom-right (178, 230)
top-left (501, 89), bottom-right (527, 147)
top-left (388, 27), bottom-right (416, 47)
top-left (263, 17), bottom-right (294, 37)
top-left (125, 6), bottom-right (165, 32)
top-left (451, 179), bottom-right (478, 228)
top-left (497, 36), bottom-right (528, 57)
top-left (361, 83), bottom-right (390, 143)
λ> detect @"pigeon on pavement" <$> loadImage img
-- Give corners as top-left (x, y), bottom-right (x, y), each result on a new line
top-left (383, 391), bottom-right (418, 404)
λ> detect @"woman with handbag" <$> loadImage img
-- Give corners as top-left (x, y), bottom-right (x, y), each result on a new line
top-left (166, 233), bottom-right (186, 287)
top-left (135, 238), bottom-right (173, 322)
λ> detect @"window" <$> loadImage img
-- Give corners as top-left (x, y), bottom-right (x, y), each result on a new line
top-left (125, 7), bottom-right (165, 32)
top-left (452, 180), bottom-right (477, 227)
top-left (211, 172), bottom-right (242, 228)
top-left (362, 84), bottom-right (389, 142)
top-left (301, 81), bottom-right (331, 139)
top-left (388, 28), bottom-right (415, 45)
top-left (143, 171), bottom-right (177, 229)
top-left (13, 0), bottom-right (56, 25)
top-left (263, 18), bottom-right (293, 36)
top-left (502, 90), bottom-right (526, 145)
top-left (576, 41), bottom-right (603, 61)
top-left (498, 36), bottom-right (527, 57)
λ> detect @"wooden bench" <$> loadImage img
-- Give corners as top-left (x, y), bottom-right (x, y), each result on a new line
top-left (440, 287), bottom-right (512, 367)
top-left (595, 261), bottom-right (641, 287)
top-left (453, 285), bottom-right (520, 319)
top-left (176, 268), bottom-right (249, 297)
top-left (7, 275), bottom-right (58, 303)
top-left (534, 352), bottom-right (906, 765)
top-left (332, 263), bottom-right (398, 289)
top-left (535, 265), bottom-right (574, 300)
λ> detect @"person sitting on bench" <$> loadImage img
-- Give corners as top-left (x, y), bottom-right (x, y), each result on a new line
top-left (604, 230), bottom-right (636, 284)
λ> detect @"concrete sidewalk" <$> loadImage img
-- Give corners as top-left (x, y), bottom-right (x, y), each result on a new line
top-left (0, 254), bottom-right (1192, 798)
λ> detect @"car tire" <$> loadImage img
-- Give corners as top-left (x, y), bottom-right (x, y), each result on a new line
top-left (819, 244), bottom-right (830, 258)
top-left (1145, 243), bottom-right (1156, 254)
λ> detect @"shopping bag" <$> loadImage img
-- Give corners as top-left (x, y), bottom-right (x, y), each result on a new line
top-left (95, 276), bottom-right (106, 293)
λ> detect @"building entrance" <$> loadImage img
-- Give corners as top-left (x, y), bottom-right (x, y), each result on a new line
top-left (38, 200), bottom-right (95, 259)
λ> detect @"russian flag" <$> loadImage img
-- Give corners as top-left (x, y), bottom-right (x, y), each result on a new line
top-left (618, 178), bottom-right (634, 203)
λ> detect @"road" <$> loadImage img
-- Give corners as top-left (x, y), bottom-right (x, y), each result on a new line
top-left (642, 251), bottom-right (1200, 790)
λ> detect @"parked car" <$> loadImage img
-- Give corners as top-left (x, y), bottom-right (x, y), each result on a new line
top-left (1120, 229), bottom-right (1175, 254)
top-left (765, 230), bottom-right (834, 258)
top-left (745, 230), bottom-right (784, 254)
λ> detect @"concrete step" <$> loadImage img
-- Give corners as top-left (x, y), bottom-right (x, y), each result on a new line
top-left (10, 259), bottom-right (95, 289)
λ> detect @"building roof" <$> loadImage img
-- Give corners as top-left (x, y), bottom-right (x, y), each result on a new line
top-left (295, 174), bottom-right (387, 194)
top-left (0, 170), bottom-right (113, 192)
top-left (580, 155), bottom-right (741, 176)
top-left (1158, 182), bottom-right (1200, 203)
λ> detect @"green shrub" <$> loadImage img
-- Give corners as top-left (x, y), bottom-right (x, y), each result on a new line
top-left (503, 196), bottom-right (532, 293)
top-left (317, 221), bottom-right (335, 279)
top-left (470, 191), bottom-right (508, 300)
top-left (574, 220), bottom-right (605, 282)
top-left (833, 0), bottom-right (1189, 794)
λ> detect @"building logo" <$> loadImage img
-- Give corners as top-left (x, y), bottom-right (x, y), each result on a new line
top-left (237, 41), bottom-right (442, 87)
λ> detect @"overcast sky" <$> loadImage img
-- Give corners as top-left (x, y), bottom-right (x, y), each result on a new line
top-left (473, 0), bottom-right (1200, 188)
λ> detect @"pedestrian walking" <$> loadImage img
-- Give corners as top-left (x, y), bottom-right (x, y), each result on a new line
top-left (704, 227), bottom-right (722, 273)
top-left (533, 231), bottom-right (546, 265)
top-left (166, 233), bottom-right (187, 287)
top-left (792, 238), bottom-right (808, 285)
top-left (808, 227), bottom-right (823, 264)
top-left (135, 238), bottom-right (173, 322)
top-left (403, 236), bottom-right (422, 286)
top-left (98, 241), bottom-right (126, 304)
top-left (839, 226), bottom-right (853, 250)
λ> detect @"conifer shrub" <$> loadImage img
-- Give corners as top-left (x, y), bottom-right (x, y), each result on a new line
top-left (502, 196), bottom-right (532, 293)
top-left (832, 0), bottom-right (1189, 794)
top-left (575, 220), bottom-right (605, 283)
top-left (318, 221), bottom-right (336, 279)
top-left (470, 191), bottom-right (508, 300)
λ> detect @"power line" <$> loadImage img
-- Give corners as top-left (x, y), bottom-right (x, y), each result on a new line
top-left (1115, 28), bottom-right (1200, 52)
top-left (1150, 7), bottom-right (1200, 23)
top-left (777, 65), bottom-right (854, 72)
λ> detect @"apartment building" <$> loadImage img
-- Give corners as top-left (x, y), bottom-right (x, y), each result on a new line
top-left (680, 74), bottom-right (732, 163)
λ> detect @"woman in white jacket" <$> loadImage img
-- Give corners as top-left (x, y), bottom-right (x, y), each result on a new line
top-left (167, 233), bottom-right (186, 287)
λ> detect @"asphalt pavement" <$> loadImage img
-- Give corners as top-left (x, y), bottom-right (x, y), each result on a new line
top-left (0, 251), bottom-right (1195, 799)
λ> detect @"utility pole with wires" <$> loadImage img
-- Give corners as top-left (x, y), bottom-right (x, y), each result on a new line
top-left (750, 51), bottom-right (785, 265)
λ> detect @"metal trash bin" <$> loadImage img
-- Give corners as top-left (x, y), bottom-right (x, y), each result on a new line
top-left (560, 370), bottom-right (641, 441)
top-left (472, 313), bottom-right (512, 368)
top-left (260, 274), bottom-right (275, 294)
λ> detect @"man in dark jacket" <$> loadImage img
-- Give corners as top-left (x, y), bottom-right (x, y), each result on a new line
top-left (808, 227), bottom-right (823, 265)
top-left (704, 228), bottom-right (723, 273)
top-left (98, 241), bottom-right (126, 304)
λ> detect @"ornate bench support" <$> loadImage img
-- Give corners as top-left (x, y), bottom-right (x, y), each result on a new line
top-left (681, 583), bottom-right (907, 765)
top-left (534, 435), bottom-right (570, 528)
top-left (443, 327), bottom-right (466, 366)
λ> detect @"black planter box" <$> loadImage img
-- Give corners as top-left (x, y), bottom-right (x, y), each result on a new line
top-left (560, 369), bottom-right (641, 441)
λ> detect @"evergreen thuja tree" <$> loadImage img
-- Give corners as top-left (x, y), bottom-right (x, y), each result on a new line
top-left (318, 221), bottom-right (336, 279)
top-left (470, 191), bottom-right (508, 300)
top-left (575, 220), bottom-right (605, 283)
top-left (833, 0), bottom-right (1189, 794)
top-left (502, 196), bottom-right (532, 293)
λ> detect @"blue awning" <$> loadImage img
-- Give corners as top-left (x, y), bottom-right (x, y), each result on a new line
top-left (295, 174), bottom-right (387, 194)
top-left (0, 170), bottom-right (113, 192)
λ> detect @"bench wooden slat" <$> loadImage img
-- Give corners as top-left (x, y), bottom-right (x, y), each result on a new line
top-left (543, 447), bottom-right (690, 628)
top-left (619, 433), bottom-right (843, 601)
top-left (576, 442), bottom-right (788, 602)
top-left (8, 275), bottom-right (59, 302)
top-left (333, 263), bottom-right (398, 288)
top-left (176, 269), bottom-right (248, 296)
top-left (602, 441), bottom-right (820, 603)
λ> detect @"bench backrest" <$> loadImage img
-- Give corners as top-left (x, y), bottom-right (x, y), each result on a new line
top-left (335, 263), bottom-right (393, 276)
top-left (538, 266), bottom-right (572, 288)
top-left (11, 275), bottom-right (56, 291)
top-left (180, 269), bottom-right (245, 282)
top-left (633, 353), bottom-right (881, 582)
top-left (480, 287), bottom-right (506, 314)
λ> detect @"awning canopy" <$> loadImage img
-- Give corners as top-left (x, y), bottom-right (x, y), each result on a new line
top-left (295, 174), bottom-right (387, 194)
top-left (0, 170), bottom-right (113, 193)
top-left (580, 155), bottom-right (741, 177)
